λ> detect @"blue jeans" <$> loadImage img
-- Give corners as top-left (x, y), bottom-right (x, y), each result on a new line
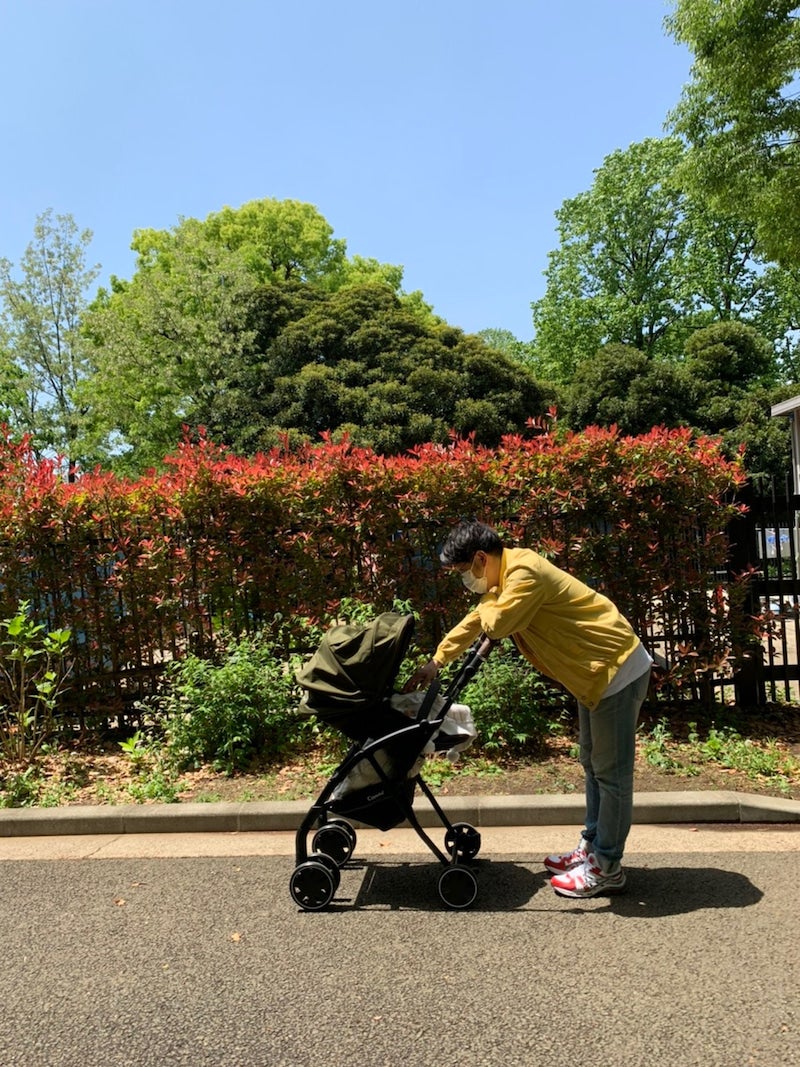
top-left (577, 668), bottom-right (650, 867)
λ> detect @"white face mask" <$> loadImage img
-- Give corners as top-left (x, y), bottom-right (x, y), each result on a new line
top-left (461, 557), bottom-right (489, 595)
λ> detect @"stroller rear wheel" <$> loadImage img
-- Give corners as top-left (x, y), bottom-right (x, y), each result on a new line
top-left (312, 820), bottom-right (357, 866)
top-left (437, 865), bottom-right (478, 910)
top-left (290, 859), bottom-right (338, 911)
top-left (444, 822), bottom-right (481, 860)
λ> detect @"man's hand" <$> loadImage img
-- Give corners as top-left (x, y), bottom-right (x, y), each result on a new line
top-left (402, 659), bottom-right (441, 693)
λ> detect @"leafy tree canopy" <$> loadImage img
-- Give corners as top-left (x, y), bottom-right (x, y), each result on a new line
top-left (565, 343), bottom-right (697, 436)
top-left (666, 0), bottom-right (800, 266)
top-left (684, 319), bottom-right (776, 394)
top-left (194, 281), bottom-right (551, 456)
top-left (563, 322), bottom-right (791, 480)
top-left (82, 199), bottom-right (442, 470)
top-left (0, 210), bottom-right (99, 475)
top-left (82, 218), bottom-right (259, 471)
top-left (530, 135), bottom-right (799, 384)
top-left (684, 321), bottom-right (789, 480)
top-left (531, 138), bottom-right (689, 380)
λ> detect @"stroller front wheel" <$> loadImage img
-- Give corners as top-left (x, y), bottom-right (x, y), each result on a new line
top-left (290, 859), bottom-right (338, 911)
top-left (438, 865), bottom-right (478, 910)
top-left (444, 822), bottom-right (481, 860)
top-left (312, 821), bottom-right (356, 866)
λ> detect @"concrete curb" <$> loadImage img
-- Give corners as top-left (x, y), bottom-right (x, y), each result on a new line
top-left (1, 791), bottom-right (799, 837)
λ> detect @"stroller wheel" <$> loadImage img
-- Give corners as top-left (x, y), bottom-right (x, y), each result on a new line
top-left (290, 860), bottom-right (337, 911)
top-left (335, 820), bottom-right (358, 850)
top-left (444, 822), bottom-right (482, 860)
top-left (310, 850), bottom-right (342, 889)
top-left (312, 821), bottom-right (356, 867)
top-left (437, 865), bottom-right (478, 909)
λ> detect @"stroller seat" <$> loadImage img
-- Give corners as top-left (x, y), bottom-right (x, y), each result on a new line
top-left (328, 691), bottom-right (476, 801)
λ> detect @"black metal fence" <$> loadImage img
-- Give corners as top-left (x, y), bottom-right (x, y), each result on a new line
top-left (725, 479), bottom-right (800, 704)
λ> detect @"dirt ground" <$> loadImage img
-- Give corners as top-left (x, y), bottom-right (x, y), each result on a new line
top-left (27, 704), bottom-right (800, 807)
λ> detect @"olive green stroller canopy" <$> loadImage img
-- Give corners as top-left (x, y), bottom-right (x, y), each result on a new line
top-left (295, 612), bottom-right (416, 741)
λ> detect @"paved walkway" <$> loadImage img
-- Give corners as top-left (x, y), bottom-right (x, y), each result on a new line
top-left (3, 790), bottom-right (799, 1067)
top-left (1, 801), bottom-right (799, 1067)
top-left (2, 821), bottom-right (799, 863)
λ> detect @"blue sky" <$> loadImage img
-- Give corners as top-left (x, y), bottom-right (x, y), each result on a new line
top-left (0, 0), bottom-right (690, 342)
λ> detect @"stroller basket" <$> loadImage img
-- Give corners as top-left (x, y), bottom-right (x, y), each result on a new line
top-left (291, 612), bottom-right (495, 911)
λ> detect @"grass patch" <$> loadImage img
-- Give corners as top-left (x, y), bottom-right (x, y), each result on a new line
top-left (420, 756), bottom-right (505, 791)
top-left (639, 718), bottom-right (800, 795)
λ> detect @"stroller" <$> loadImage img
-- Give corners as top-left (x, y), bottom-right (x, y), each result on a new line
top-left (291, 612), bottom-right (494, 910)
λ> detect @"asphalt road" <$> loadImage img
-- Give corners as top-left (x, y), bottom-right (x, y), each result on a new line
top-left (1, 826), bottom-right (798, 1067)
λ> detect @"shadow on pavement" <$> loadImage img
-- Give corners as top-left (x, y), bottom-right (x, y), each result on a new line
top-left (340, 859), bottom-right (764, 914)
top-left (346, 858), bottom-right (545, 912)
top-left (598, 865), bottom-right (765, 917)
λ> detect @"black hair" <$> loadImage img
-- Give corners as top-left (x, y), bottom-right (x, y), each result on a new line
top-left (439, 521), bottom-right (504, 564)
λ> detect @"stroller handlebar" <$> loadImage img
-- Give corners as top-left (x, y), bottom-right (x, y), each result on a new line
top-left (441, 632), bottom-right (497, 702)
top-left (475, 634), bottom-right (498, 660)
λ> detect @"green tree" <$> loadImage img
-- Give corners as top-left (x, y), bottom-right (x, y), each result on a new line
top-left (666, 0), bottom-right (800, 266)
top-left (477, 328), bottom-right (535, 361)
top-left (83, 199), bottom-right (425, 469)
top-left (195, 282), bottom-right (550, 455)
top-left (750, 264), bottom-right (800, 380)
top-left (531, 138), bottom-right (690, 380)
top-left (0, 210), bottom-right (99, 475)
top-left (82, 218), bottom-right (257, 472)
top-left (132, 199), bottom-right (408, 296)
top-left (683, 320), bottom-right (790, 479)
top-left (685, 319), bottom-right (775, 394)
top-left (0, 321), bottom-right (27, 426)
top-left (531, 135), bottom-right (794, 385)
top-left (565, 343), bottom-right (697, 435)
top-left (563, 323), bottom-right (790, 478)
top-left (171, 198), bottom-right (346, 284)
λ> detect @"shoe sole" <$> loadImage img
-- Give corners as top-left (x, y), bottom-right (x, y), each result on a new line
top-left (551, 877), bottom-right (626, 899)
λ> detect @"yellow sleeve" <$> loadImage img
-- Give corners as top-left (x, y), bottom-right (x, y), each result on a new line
top-left (433, 607), bottom-right (483, 665)
top-left (434, 557), bottom-right (546, 664)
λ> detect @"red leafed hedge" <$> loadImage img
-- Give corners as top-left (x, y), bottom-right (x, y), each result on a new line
top-left (0, 425), bottom-right (747, 718)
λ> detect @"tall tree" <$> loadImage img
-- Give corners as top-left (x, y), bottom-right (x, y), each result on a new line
top-left (84, 200), bottom-right (435, 467)
top-left (531, 138), bottom-right (691, 380)
top-left (194, 281), bottom-right (550, 456)
top-left (531, 136), bottom-right (791, 382)
top-left (83, 219), bottom-right (257, 472)
top-left (0, 210), bottom-right (99, 475)
top-left (666, 0), bottom-right (800, 266)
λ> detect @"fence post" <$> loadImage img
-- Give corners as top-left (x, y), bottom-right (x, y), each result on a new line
top-left (727, 487), bottom-right (766, 706)
top-left (729, 486), bottom-right (768, 704)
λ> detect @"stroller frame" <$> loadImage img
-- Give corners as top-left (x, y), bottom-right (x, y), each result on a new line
top-left (290, 633), bottom-right (494, 911)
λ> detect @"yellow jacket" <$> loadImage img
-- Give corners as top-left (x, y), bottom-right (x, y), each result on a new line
top-left (434, 547), bottom-right (641, 711)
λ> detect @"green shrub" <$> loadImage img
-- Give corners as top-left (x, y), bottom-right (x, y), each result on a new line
top-left (639, 719), bottom-right (689, 772)
top-left (0, 765), bottom-right (42, 807)
top-left (0, 426), bottom-right (747, 728)
top-left (146, 633), bottom-right (306, 774)
top-left (0, 600), bottom-right (72, 763)
top-left (460, 643), bottom-right (571, 757)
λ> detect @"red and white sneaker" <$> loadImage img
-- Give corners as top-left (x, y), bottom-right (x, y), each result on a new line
top-left (550, 853), bottom-right (626, 898)
top-left (543, 837), bottom-right (589, 875)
